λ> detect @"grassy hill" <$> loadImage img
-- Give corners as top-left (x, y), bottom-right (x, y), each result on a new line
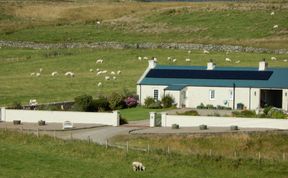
top-left (0, 130), bottom-right (288, 178)
top-left (0, 47), bottom-right (288, 106)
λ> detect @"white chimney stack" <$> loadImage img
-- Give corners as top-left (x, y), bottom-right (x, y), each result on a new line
top-left (207, 60), bottom-right (215, 70)
top-left (148, 60), bottom-right (157, 69)
top-left (259, 59), bottom-right (268, 71)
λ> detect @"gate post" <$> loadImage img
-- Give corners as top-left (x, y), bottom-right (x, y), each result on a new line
top-left (0, 107), bottom-right (6, 122)
top-left (149, 112), bottom-right (156, 127)
top-left (161, 112), bottom-right (167, 127)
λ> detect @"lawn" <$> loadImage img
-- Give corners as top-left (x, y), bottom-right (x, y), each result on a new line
top-left (119, 106), bottom-right (169, 121)
top-left (0, 129), bottom-right (288, 178)
top-left (0, 47), bottom-right (288, 106)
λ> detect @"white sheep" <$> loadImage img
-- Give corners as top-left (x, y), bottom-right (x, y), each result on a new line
top-left (188, 50), bottom-right (191, 54)
top-left (89, 69), bottom-right (94, 72)
top-left (113, 76), bottom-right (117, 80)
top-left (271, 11), bottom-right (275, 15)
top-left (117, 70), bottom-right (121, 75)
top-left (97, 82), bottom-right (102, 87)
top-left (284, 59), bottom-right (288, 62)
top-left (273, 25), bottom-right (278, 29)
top-left (51, 71), bottom-right (58, 76)
top-left (96, 68), bottom-right (100, 71)
top-left (65, 72), bottom-right (75, 77)
top-left (96, 59), bottom-right (103, 63)
top-left (167, 57), bottom-right (172, 61)
top-left (36, 73), bottom-right (41, 77)
top-left (138, 56), bottom-right (142, 61)
top-left (111, 71), bottom-right (115, 75)
top-left (235, 60), bottom-right (240, 64)
top-left (105, 76), bottom-right (110, 80)
top-left (203, 49), bottom-right (209, 54)
top-left (39, 68), bottom-right (43, 72)
top-left (185, 58), bottom-right (191, 62)
top-left (225, 58), bottom-right (231, 62)
top-left (29, 99), bottom-right (38, 106)
top-left (143, 56), bottom-right (148, 60)
top-left (97, 71), bottom-right (102, 76)
top-left (271, 56), bottom-right (277, 61)
top-left (102, 70), bottom-right (107, 74)
top-left (30, 72), bottom-right (35, 76)
top-left (96, 21), bottom-right (101, 25)
top-left (132, 161), bottom-right (145, 172)
top-left (172, 58), bottom-right (177, 63)
top-left (153, 57), bottom-right (157, 62)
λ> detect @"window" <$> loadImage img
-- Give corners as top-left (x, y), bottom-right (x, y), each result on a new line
top-left (209, 90), bottom-right (215, 100)
top-left (154, 90), bottom-right (159, 100)
top-left (229, 90), bottom-right (233, 100)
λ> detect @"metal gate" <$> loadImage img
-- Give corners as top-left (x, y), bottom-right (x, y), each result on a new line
top-left (155, 113), bottom-right (162, 127)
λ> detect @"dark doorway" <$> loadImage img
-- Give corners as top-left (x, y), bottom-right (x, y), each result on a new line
top-left (260, 89), bottom-right (282, 108)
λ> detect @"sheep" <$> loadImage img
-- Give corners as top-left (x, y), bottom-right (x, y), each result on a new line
top-left (117, 70), bottom-right (121, 75)
top-left (96, 59), bottom-right (103, 63)
top-left (132, 161), bottom-right (145, 172)
top-left (39, 68), bottom-right (43, 72)
top-left (188, 50), bottom-right (191, 54)
top-left (113, 76), bottom-right (117, 80)
top-left (235, 60), bottom-right (240, 64)
top-left (97, 71), bottom-right (102, 76)
top-left (29, 99), bottom-right (38, 106)
top-left (172, 58), bottom-right (177, 63)
top-left (225, 58), bottom-right (231, 62)
top-left (65, 72), bottom-right (75, 77)
top-left (203, 49), bottom-right (209, 54)
top-left (96, 21), bottom-right (101, 25)
top-left (153, 57), bottom-right (157, 62)
top-left (96, 68), bottom-right (100, 71)
top-left (143, 56), bottom-right (148, 60)
top-left (51, 71), bottom-right (58, 76)
top-left (271, 56), bottom-right (277, 61)
top-left (36, 73), bottom-right (41, 77)
top-left (138, 56), bottom-right (142, 61)
top-left (105, 76), bottom-right (110, 80)
top-left (89, 69), bottom-right (94, 72)
top-left (167, 57), bottom-right (172, 61)
top-left (30, 72), bottom-right (35, 76)
top-left (284, 59), bottom-right (288, 62)
top-left (185, 58), bottom-right (191, 62)
top-left (273, 25), bottom-right (278, 29)
top-left (111, 71), bottom-right (115, 75)
top-left (97, 82), bottom-right (102, 87)
top-left (102, 70), bottom-right (107, 74)
top-left (271, 11), bottom-right (275, 15)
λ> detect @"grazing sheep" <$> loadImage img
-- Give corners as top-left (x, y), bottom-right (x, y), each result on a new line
top-left (284, 59), bottom-right (288, 62)
top-left (138, 56), bottom-right (142, 61)
top-left (188, 50), bottom-right (191, 54)
top-left (113, 76), bottom-right (117, 80)
top-left (185, 58), bottom-right (191, 62)
top-left (36, 73), bottom-right (41, 77)
top-left (225, 58), bottom-right (231, 62)
top-left (39, 68), bottom-right (43, 72)
top-left (105, 76), bottom-right (110, 80)
top-left (111, 71), bottom-right (115, 75)
top-left (96, 59), bottom-right (103, 63)
top-left (167, 57), bottom-right (172, 61)
top-left (132, 161), bottom-right (145, 172)
top-left (96, 21), bottom-right (101, 25)
top-left (51, 71), bottom-right (58, 76)
top-left (97, 82), bottom-right (102, 87)
top-left (271, 56), bottom-right (277, 61)
top-left (172, 58), bottom-right (177, 63)
top-left (65, 72), bottom-right (75, 77)
top-left (273, 25), bottom-right (278, 29)
top-left (153, 57), bottom-right (157, 62)
top-left (203, 49), bottom-right (209, 54)
top-left (143, 56), bottom-right (148, 60)
top-left (97, 71), bottom-right (102, 76)
top-left (30, 72), bottom-right (35, 76)
top-left (89, 69), bottom-right (93, 72)
top-left (271, 11), bottom-right (275, 15)
top-left (117, 70), bottom-right (121, 75)
top-left (96, 68), bottom-right (100, 71)
top-left (235, 60), bottom-right (240, 64)
top-left (102, 70), bottom-right (107, 74)
top-left (29, 99), bottom-right (38, 106)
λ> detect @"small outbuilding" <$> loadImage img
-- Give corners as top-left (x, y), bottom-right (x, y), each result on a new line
top-left (137, 60), bottom-right (288, 111)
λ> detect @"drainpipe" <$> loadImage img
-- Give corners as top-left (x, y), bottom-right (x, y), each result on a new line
top-left (233, 83), bottom-right (236, 110)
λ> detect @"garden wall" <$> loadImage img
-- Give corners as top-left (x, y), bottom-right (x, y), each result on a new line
top-left (158, 113), bottom-right (288, 129)
top-left (0, 108), bottom-right (119, 126)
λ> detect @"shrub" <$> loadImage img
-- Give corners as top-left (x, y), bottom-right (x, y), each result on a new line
top-left (13, 120), bottom-right (21, 125)
top-left (161, 95), bottom-right (174, 108)
top-left (144, 97), bottom-right (155, 108)
top-left (196, 103), bottom-right (206, 109)
top-left (230, 125), bottom-right (238, 131)
top-left (92, 97), bottom-right (110, 112)
top-left (38, 120), bottom-right (46, 126)
top-left (172, 124), bottom-right (179, 129)
top-left (10, 101), bottom-right (23, 109)
top-left (232, 110), bottom-right (257, 118)
top-left (148, 101), bottom-right (162, 109)
top-left (73, 95), bottom-right (93, 112)
top-left (119, 115), bottom-right (128, 125)
top-left (177, 110), bottom-right (199, 116)
top-left (267, 108), bottom-right (287, 119)
top-left (124, 96), bottom-right (138, 108)
top-left (108, 93), bottom-right (125, 110)
top-left (206, 104), bottom-right (215, 109)
top-left (199, 124), bottom-right (208, 130)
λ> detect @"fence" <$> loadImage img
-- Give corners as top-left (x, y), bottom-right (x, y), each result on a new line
top-left (149, 112), bottom-right (288, 130)
top-left (0, 107), bottom-right (119, 126)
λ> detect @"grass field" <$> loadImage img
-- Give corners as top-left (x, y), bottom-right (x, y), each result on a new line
top-left (0, 130), bottom-right (288, 178)
top-left (1, 47), bottom-right (288, 106)
top-left (119, 106), bottom-right (168, 121)
top-left (0, 1), bottom-right (288, 48)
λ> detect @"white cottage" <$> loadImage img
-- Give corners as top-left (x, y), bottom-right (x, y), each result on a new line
top-left (137, 60), bottom-right (288, 111)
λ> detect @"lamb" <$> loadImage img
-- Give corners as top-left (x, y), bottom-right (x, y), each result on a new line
top-left (132, 161), bottom-right (145, 172)
top-left (65, 72), bottom-right (75, 77)
top-left (105, 76), bottom-right (110, 80)
top-left (185, 58), bottom-right (191, 62)
top-left (51, 71), bottom-right (58, 76)
top-left (96, 59), bottom-right (103, 63)
top-left (203, 49), bottom-right (209, 54)
top-left (111, 71), bottom-right (115, 75)
top-left (97, 82), bottom-right (102, 87)
top-left (273, 25), bottom-right (278, 29)
top-left (271, 56), bottom-right (277, 61)
top-left (225, 58), bottom-right (231, 62)
top-left (117, 70), bottom-right (121, 75)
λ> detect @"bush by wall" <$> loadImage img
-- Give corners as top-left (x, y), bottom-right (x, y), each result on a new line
top-left (161, 95), bottom-right (174, 108)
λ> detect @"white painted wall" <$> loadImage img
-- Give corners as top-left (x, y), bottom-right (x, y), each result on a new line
top-left (165, 90), bottom-right (180, 108)
top-left (138, 85), bottom-right (167, 104)
top-left (282, 89), bottom-right (288, 111)
top-left (1, 108), bottom-right (119, 126)
top-left (161, 114), bottom-right (288, 130)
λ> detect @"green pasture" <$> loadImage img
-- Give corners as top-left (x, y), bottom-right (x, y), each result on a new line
top-left (0, 130), bottom-right (288, 178)
top-left (0, 47), bottom-right (288, 106)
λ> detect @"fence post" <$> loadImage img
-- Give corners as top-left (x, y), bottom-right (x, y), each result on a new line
top-left (37, 128), bottom-right (39, 137)
top-left (53, 130), bottom-right (56, 140)
top-left (149, 112), bottom-right (156, 127)
top-left (21, 126), bottom-right (23, 134)
top-left (106, 140), bottom-right (108, 149)
top-left (147, 144), bottom-right (150, 153)
top-left (258, 152), bottom-right (261, 163)
top-left (283, 153), bottom-right (286, 161)
top-left (167, 146), bottom-right (170, 154)
top-left (126, 141), bottom-right (129, 153)
top-left (234, 151), bottom-right (237, 158)
top-left (209, 149), bottom-right (212, 157)
top-left (70, 131), bottom-right (73, 140)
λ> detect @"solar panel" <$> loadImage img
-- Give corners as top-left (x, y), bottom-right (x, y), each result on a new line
top-left (146, 69), bottom-right (273, 80)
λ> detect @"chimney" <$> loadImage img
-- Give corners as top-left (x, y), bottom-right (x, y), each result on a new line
top-left (148, 60), bottom-right (157, 69)
top-left (207, 59), bottom-right (215, 70)
top-left (259, 59), bottom-right (268, 71)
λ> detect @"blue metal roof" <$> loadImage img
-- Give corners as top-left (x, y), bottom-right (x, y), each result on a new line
top-left (139, 65), bottom-right (288, 89)
top-left (165, 85), bottom-right (186, 91)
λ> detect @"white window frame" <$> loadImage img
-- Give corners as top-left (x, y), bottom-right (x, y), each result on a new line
top-left (209, 90), bottom-right (215, 100)
top-left (153, 89), bottom-right (159, 101)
